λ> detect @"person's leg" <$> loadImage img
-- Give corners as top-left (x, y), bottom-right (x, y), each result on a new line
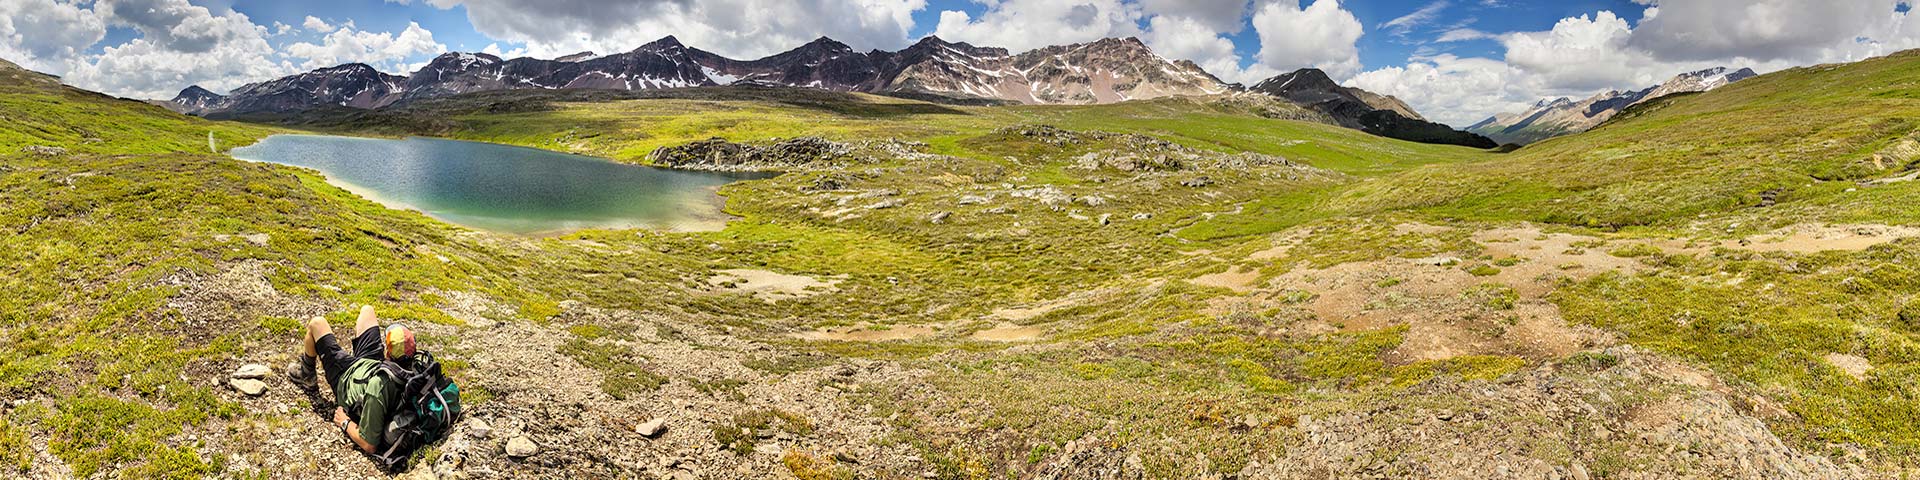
top-left (352, 305), bottom-right (378, 338)
top-left (289, 316), bottom-right (332, 389)
top-left (302, 316), bottom-right (333, 357)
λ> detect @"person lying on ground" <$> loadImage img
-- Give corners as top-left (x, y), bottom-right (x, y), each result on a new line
top-left (285, 305), bottom-right (417, 454)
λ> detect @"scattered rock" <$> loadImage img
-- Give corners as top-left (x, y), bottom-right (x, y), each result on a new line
top-left (637, 417), bottom-right (667, 438)
top-left (957, 194), bottom-right (992, 205)
top-left (1010, 186), bottom-right (1072, 207)
top-left (20, 145), bottom-right (67, 156)
top-left (1411, 256), bottom-right (1463, 266)
top-left (505, 436), bottom-right (540, 458)
top-left (1824, 353), bottom-right (1873, 380)
top-left (231, 363), bottom-right (272, 379)
top-left (928, 211), bottom-right (951, 224)
top-left (468, 419), bottom-right (493, 439)
top-left (1181, 176), bottom-right (1214, 188)
top-left (1131, 213), bottom-right (1152, 220)
top-left (229, 378), bottom-right (267, 397)
top-left (646, 137), bottom-right (923, 172)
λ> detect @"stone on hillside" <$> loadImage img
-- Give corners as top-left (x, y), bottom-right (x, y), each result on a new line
top-left (928, 211), bottom-right (951, 224)
top-left (637, 417), bottom-right (667, 438)
top-left (231, 363), bottom-right (272, 379)
top-left (505, 436), bottom-right (540, 458)
top-left (230, 378), bottom-right (267, 396)
top-left (468, 419), bottom-right (493, 439)
top-left (1181, 176), bottom-right (1213, 188)
top-left (21, 145), bottom-right (66, 156)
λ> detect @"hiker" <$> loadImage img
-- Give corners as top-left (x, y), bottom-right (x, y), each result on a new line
top-left (286, 305), bottom-right (416, 455)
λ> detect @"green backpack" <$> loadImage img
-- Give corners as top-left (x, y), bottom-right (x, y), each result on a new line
top-left (370, 350), bottom-right (462, 470)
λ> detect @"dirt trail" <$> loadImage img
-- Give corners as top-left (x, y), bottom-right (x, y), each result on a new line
top-left (703, 269), bottom-right (842, 303)
top-left (792, 324), bottom-right (935, 341)
top-left (1716, 224), bottom-right (1920, 253)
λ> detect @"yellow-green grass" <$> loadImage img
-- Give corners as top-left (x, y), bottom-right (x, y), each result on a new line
top-left (298, 88), bottom-right (1494, 178)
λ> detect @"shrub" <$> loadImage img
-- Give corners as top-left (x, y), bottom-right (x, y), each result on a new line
top-left (1463, 284), bottom-right (1518, 310)
top-left (1607, 243), bottom-right (1663, 258)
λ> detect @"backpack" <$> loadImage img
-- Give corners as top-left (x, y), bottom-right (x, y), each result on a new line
top-left (369, 350), bottom-right (463, 471)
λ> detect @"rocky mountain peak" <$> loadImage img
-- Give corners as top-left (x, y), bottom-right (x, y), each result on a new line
top-left (635, 36), bottom-right (688, 55)
top-left (175, 85), bottom-right (220, 99)
top-left (554, 51), bottom-right (598, 62)
top-left (776, 36), bottom-right (856, 58)
top-left (913, 35), bottom-right (955, 47)
top-left (1250, 68), bottom-right (1492, 148)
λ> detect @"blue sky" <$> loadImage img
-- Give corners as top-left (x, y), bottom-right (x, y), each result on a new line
top-left (11, 0), bottom-right (1917, 127)
top-left (176, 0), bottom-right (1644, 75)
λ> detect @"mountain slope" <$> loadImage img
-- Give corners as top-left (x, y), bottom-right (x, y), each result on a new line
top-left (1251, 68), bottom-right (1495, 148)
top-left (1, 58), bottom-right (275, 153)
top-left (169, 35), bottom-right (1232, 118)
top-left (1470, 67), bottom-right (1757, 145)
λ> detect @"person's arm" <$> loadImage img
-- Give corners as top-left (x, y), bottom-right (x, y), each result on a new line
top-left (333, 407), bottom-right (379, 454)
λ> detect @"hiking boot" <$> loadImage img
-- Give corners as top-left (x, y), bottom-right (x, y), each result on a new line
top-left (286, 356), bottom-right (318, 390)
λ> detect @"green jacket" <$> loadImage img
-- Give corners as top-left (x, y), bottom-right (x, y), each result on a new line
top-left (334, 358), bottom-right (398, 448)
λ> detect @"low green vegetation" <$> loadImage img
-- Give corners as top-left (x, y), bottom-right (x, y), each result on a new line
top-left (7, 47), bottom-right (1920, 476)
top-left (712, 408), bottom-right (815, 455)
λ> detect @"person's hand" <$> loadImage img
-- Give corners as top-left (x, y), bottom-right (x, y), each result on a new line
top-left (333, 407), bottom-right (349, 425)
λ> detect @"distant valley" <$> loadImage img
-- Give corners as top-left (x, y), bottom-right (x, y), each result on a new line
top-left (1468, 67), bottom-right (1757, 145)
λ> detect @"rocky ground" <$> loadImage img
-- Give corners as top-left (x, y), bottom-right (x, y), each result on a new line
top-left (117, 217), bottom-right (1910, 479)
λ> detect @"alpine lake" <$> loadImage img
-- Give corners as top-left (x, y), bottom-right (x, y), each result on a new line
top-left (231, 134), bottom-right (772, 235)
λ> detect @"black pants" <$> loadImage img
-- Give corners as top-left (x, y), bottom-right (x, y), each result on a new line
top-left (316, 327), bottom-right (384, 389)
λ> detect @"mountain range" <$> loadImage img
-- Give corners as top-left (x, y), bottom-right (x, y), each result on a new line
top-left (168, 36), bottom-right (1232, 115)
top-left (165, 35), bottom-right (1498, 148)
top-left (1251, 68), bottom-right (1495, 148)
top-left (1468, 67), bottom-right (1758, 145)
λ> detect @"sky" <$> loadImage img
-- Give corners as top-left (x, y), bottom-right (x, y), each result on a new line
top-left (3, 0), bottom-right (1918, 126)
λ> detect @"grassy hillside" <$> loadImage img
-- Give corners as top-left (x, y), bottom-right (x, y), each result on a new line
top-left (5, 48), bottom-right (1920, 479)
top-left (1197, 50), bottom-right (1920, 238)
top-left (284, 87), bottom-right (1494, 177)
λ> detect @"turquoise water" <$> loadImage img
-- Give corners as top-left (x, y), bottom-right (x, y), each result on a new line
top-left (231, 134), bottom-right (770, 235)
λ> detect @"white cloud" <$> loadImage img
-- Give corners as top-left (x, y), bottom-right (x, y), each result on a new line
top-left (1251, 0), bottom-right (1365, 78)
top-left (1142, 14), bottom-right (1274, 84)
top-left (1381, 0), bottom-right (1450, 37)
top-left (284, 21), bottom-right (445, 71)
top-left (1501, 11), bottom-right (1663, 91)
top-left (63, 0), bottom-right (289, 99)
top-left (0, 0), bottom-right (107, 73)
top-left (1350, 54), bottom-right (1534, 127)
top-left (428, 0), bottom-right (926, 61)
top-left (1628, 0), bottom-right (1900, 63)
top-left (1437, 28), bottom-right (1494, 42)
top-left (1139, 0), bottom-right (1248, 32)
top-left (933, 0), bottom-right (1144, 53)
top-left (303, 15), bottom-right (335, 33)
